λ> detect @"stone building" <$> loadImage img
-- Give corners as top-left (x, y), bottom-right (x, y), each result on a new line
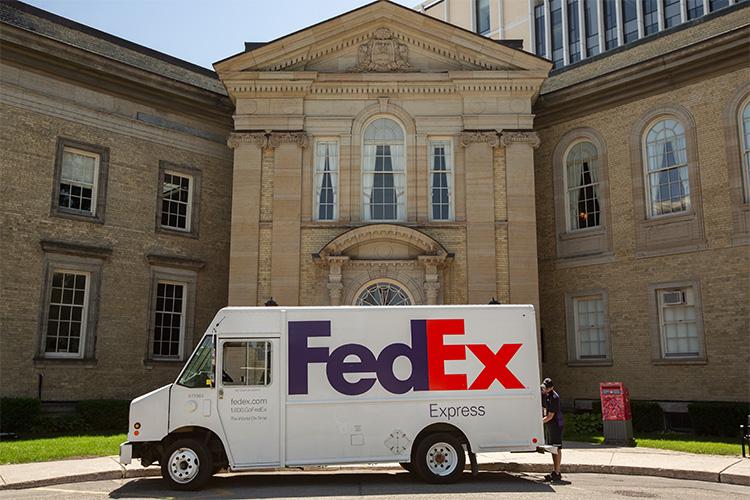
top-left (1, 0), bottom-right (748, 416)
top-left (0, 1), bottom-right (233, 400)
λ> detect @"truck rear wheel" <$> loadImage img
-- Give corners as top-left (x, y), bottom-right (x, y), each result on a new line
top-left (161, 438), bottom-right (213, 491)
top-left (413, 432), bottom-right (465, 484)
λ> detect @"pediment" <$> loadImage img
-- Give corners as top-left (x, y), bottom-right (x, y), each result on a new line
top-left (215, 1), bottom-right (550, 76)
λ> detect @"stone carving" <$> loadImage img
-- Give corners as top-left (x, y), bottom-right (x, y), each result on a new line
top-left (459, 131), bottom-right (501, 148)
top-left (268, 131), bottom-right (308, 149)
top-left (500, 131), bottom-right (541, 149)
top-left (350, 28), bottom-right (410, 72)
top-left (227, 132), bottom-right (267, 149)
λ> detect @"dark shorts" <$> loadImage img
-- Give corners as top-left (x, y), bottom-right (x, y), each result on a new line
top-left (545, 424), bottom-right (564, 448)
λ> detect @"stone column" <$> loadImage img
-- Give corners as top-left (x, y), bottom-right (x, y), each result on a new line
top-left (325, 256), bottom-right (349, 306)
top-left (460, 131), bottom-right (500, 304)
top-left (419, 255), bottom-right (443, 305)
top-left (227, 132), bottom-right (267, 306)
top-left (269, 132), bottom-right (307, 306)
top-left (501, 131), bottom-right (542, 347)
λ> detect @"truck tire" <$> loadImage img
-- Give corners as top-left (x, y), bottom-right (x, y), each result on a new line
top-left (399, 462), bottom-right (414, 473)
top-left (161, 438), bottom-right (213, 491)
top-left (413, 432), bottom-right (466, 484)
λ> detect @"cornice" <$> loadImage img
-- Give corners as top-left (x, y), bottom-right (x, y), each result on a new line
top-left (535, 24), bottom-right (750, 128)
top-left (145, 253), bottom-right (206, 271)
top-left (459, 131), bottom-right (500, 148)
top-left (40, 239), bottom-right (112, 259)
top-left (227, 131), bottom-right (308, 149)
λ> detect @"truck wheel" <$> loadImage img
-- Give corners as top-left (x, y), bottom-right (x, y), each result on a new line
top-left (413, 432), bottom-right (466, 484)
top-left (161, 438), bottom-right (213, 491)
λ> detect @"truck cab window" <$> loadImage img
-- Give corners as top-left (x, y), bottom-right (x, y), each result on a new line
top-left (222, 341), bottom-right (272, 386)
top-left (177, 335), bottom-right (215, 388)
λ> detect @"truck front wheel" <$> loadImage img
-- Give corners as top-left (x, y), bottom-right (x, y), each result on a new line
top-left (161, 438), bottom-right (213, 491)
top-left (413, 433), bottom-right (466, 484)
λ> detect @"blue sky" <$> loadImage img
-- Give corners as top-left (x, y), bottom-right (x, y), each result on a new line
top-left (25, 0), bottom-right (416, 69)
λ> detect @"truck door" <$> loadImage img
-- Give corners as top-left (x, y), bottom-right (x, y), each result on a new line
top-left (217, 338), bottom-right (280, 467)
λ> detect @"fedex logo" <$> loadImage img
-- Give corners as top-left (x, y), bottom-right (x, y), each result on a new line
top-left (288, 319), bottom-right (525, 396)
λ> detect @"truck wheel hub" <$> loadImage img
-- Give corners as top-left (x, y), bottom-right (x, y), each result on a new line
top-left (169, 448), bottom-right (200, 483)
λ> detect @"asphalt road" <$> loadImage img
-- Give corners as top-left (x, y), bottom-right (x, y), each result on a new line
top-left (2, 471), bottom-right (748, 499)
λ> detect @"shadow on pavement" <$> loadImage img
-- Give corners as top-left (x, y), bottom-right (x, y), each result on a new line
top-left (109, 471), bottom-right (557, 498)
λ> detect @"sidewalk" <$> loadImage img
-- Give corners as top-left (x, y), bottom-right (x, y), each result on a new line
top-left (0, 441), bottom-right (747, 490)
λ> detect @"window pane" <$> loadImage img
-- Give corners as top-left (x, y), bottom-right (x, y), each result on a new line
top-left (664, 0), bottom-right (682, 28)
top-left (363, 120), bottom-right (405, 221)
top-left (642, 0), bottom-right (659, 35)
top-left (660, 288), bottom-right (700, 356)
top-left (567, 0), bottom-right (581, 63)
top-left (153, 282), bottom-right (185, 358)
top-left (535, 2), bottom-right (547, 57)
top-left (222, 341), bottom-right (272, 386)
top-left (584, 0), bottom-right (599, 56)
top-left (178, 335), bottom-right (215, 388)
top-left (645, 119), bottom-right (690, 216)
top-left (430, 142), bottom-right (452, 221)
top-left (742, 102), bottom-right (750, 202)
top-left (45, 271), bottom-right (87, 356)
top-left (622, 0), bottom-right (639, 43)
top-left (476, 0), bottom-right (490, 34)
top-left (551, 0), bottom-right (564, 68)
top-left (356, 282), bottom-right (412, 306)
top-left (59, 149), bottom-right (97, 215)
top-left (161, 172), bottom-right (191, 230)
top-left (603, 0), bottom-right (618, 50)
top-left (709, 0), bottom-right (729, 12)
top-left (575, 296), bottom-right (607, 358)
top-left (566, 142), bottom-right (601, 230)
top-left (686, 0), bottom-right (704, 19)
top-left (315, 142), bottom-right (338, 221)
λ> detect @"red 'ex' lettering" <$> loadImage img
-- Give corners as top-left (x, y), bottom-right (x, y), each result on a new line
top-left (467, 343), bottom-right (525, 390)
top-left (426, 319), bottom-right (467, 390)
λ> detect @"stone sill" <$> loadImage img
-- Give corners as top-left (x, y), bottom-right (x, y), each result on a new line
top-left (33, 357), bottom-right (97, 368)
top-left (566, 360), bottom-right (613, 367)
top-left (652, 358), bottom-right (707, 366)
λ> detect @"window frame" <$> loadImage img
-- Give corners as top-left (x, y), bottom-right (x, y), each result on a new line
top-left (739, 96), bottom-right (750, 204)
top-left (221, 340), bottom-right (273, 387)
top-left (563, 139), bottom-right (602, 232)
top-left (156, 161), bottom-right (201, 238)
top-left (642, 117), bottom-right (691, 219)
top-left (146, 266), bottom-right (198, 363)
top-left (565, 289), bottom-right (612, 365)
top-left (313, 139), bottom-right (340, 222)
top-left (428, 138), bottom-right (455, 222)
top-left (474, 0), bottom-right (491, 35)
top-left (43, 269), bottom-right (91, 359)
top-left (51, 137), bottom-right (109, 224)
top-left (361, 116), bottom-right (407, 223)
top-left (151, 279), bottom-right (188, 361)
top-left (648, 280), bottom-right (706, 363)
top-left (36, 247), bottom-right (106, 363)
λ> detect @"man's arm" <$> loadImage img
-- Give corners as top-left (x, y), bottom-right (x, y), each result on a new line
top-left (542, 411), bottom-right (555, 424)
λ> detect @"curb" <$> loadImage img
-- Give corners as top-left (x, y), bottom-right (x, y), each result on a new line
top-left (0, 461), bottom-right (746, 490)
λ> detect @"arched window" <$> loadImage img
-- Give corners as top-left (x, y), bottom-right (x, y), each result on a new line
top-left (355, 281), bottom-right (412, 306)
top-left (644, 118), bottom-right (690, 217)
top-left (740, 98), bottom-right (750, 203)
top-left (565, 141), bottom-right (601, 230)
top-left (363, 118), bottom-right (405, 221)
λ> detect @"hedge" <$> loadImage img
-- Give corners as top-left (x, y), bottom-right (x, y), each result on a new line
top-left (688, 402), bottom-right (749, 437)
top-left (591, 400), bottom-right (664, 433)
top-left (76, 400), bottom-right (130, 432)
top-left (0, 398), bottom-right (42, 433)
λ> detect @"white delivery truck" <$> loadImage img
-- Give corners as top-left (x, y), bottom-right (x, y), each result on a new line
top-left (120, 305), bottom-right (546, 490)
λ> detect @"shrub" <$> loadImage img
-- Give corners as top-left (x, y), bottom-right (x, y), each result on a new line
top-left (76, 400), bottom-right (130, 432)
top-left (688, 402), bottom-right (750, 437)
top-left (0, 398), bottom-right (42, 433)
top-left (631, 401), bottom-right (664, 433)
top-left (567, 412), bottom-right (603, 435)
top-left (29, 414), bottom-right (91, 435)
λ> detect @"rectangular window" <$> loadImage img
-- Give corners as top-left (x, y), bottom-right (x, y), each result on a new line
top-left (603, 0), bottom-right (619, 50)
top-left (363, 144), bottom-right (405, 221)
top-left (44, 271), bottom-right (89, 358)
top-left (551, 0), bottom-right (564, 68)
top-left (160, 171), bottom-right (193, 231)
top-left (709, 0), bottom-right (730, 12)
top-left (657, 287), bottom-right (700, 358)
top-left (622, 0), bottom-right (639, 43)
top-left (314, 141), bottom-right (338, 221)
top-left (642, 0), bottom-right (659, 35)
top-left (534, 2), bottom-right (547, 57)
top-left (429, 141), bottom-right (453, 221)
top-left (584, 0), bottom-right (599, 56)
top-left (152, 281), bottom-right (186, 359)
top-left (567, 0), bottom-right (581, 63)
top-left (664, 0), bottom-right (682, 28)
top-left (574, 295), bottom-right (607, 359)
top-left (222, 341), bottom-right (272, 386)
top-left (59, 148), bottom-right (99, 216)
top-left (686, 0), bottom-right (704, 19)
top-left (475, 0), bottom-right (491, 34)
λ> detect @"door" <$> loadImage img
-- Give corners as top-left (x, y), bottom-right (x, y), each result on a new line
top-left (218, 338), bottom-right (280, 467)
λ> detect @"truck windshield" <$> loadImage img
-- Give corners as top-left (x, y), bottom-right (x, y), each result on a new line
top-left (177, 335), bottom-right (214, 388)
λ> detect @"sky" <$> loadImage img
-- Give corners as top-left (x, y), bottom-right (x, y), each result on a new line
top-left (24, 0), bottom-right (416, 69)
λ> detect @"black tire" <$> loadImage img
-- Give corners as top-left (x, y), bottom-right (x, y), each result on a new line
top-left (413, 432), bottom-right (466, 484)
top-left (161, 438), bottom-right (213, 491)
top-left (399, 461), bottom-right (414, 473)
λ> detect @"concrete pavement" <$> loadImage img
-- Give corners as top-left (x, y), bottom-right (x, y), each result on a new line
top-left (0, 441), bottom-right (747, 490)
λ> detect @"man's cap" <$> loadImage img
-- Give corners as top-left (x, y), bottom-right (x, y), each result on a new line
top-left (541, 377), bottom-right (554, 389)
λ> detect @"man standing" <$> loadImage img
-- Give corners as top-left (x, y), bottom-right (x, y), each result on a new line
top-left (541, 377), bottom-right (563, 481)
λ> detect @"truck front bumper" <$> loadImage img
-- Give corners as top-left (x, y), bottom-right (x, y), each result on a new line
top-left (119, 442), bottom-right (133, 465)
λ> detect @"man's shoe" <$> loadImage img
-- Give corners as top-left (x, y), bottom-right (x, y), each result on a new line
top-left (543, 473), bottom-right (554, 482)
top-left (551, 472), bottom-right (563, 481)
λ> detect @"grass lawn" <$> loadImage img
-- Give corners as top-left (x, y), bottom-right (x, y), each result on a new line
top-left (0, 434), bottom-right (126, 464)
top-left (566, 432), bottom-right (741, 456)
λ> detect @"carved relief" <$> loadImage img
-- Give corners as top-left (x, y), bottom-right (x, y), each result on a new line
top-left (268, 131), bottom-right (308, 149)
top-left (350, 28), bottom-right (411, 72)
top-left (227, 132), bottom-right (267, 149)
top-left (499, 131), bottom-right (541, 149)
top-left (459, 131), bottom-right (500, 148)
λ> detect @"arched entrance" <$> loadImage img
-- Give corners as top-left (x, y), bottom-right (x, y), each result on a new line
top-left (314, 224), bottom-right (451, 306)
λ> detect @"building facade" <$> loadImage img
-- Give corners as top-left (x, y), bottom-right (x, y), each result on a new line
top-left (1, 0), bottom-right (748, 413)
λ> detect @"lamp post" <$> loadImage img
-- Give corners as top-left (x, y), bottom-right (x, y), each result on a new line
top-left (265, 297), bottom-right (278, 306)
top-left (488, 297), bottom-right (500, 304)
